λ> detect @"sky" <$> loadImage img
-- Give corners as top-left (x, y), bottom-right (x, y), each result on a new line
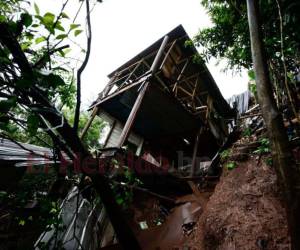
top-left (35, 0), bottom-right (248, 109)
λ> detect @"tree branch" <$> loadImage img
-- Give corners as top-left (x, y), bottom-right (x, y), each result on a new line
top-left (275, 0), bottom-right (299, 122)
top-left (73, 0), bottom-right (92, 133)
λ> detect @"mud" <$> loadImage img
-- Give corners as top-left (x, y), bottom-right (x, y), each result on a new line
top-left (196, 157), bottom-right (290, 250)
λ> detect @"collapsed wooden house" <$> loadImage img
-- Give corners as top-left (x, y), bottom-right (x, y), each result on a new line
top-left (86, 25), bottom-right (234, 174)
top-left (79, 26), bottom-right (236, 248)
top-left (1, 25), bottom-right (236, 250)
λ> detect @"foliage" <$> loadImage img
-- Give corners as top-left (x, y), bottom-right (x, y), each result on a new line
top-left (0, 0), bottom-right (83, 145)
top-left (0, 171), bottom-right (63, 234)
top-left (225, 161), bottom-right (237, 170)
top-left (64, 108), bottom-right (106, 150)
top-left (265, 157), bottom-right (273, 166)
top-left (0, 1), bottom-right (103, 246)
top-left (195, 0), bottom-right (300, 71)
top-left (220, 149), bottom-right (230, 162)
top-left (111, 162), bottom-right (143, 209)
top-left (195, 0), bottom-right (300, 112)
top-left (242, 127), bottom-right (252, 137)
top-left (253, 138), bottom-right (271, 154)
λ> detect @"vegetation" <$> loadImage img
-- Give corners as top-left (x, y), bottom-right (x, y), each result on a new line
top-left (194, 0), bottom-right (299, 112)
top-left (1, 0), bottom-right (300, 249)
top-left (195, 1), bottom-right (300, 248)
top-left (220, 149), bottom-right (230, 162)
top-left (0, 0), bottom-right (108, 248)
top-left (0, 1), bottom-right (142, 248)
top-left (253, 138), bottom-right (270, 155)
top-left (225, 161), bottom-right (236, 170)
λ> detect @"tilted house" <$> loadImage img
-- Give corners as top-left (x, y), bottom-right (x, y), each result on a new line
top-left (88, 25), bottom-right (234, 174)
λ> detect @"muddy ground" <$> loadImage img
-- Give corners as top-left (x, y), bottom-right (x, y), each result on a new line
top-left (130, 153), bottom-right (291, 249)
top-left (190, 156), bottom-right (290, 250)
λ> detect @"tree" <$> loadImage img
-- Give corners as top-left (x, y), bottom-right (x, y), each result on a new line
top-left (0, 1), bottom-right (142, 248)
top-left (0, 0), bottom-right (107, 148)
top-left (246, 1), bottom-right (300, 249)
top-left (194, 0), bottom-right (300, 113)
top-left (73, 0), bottom-right (93, 133)
top-left (65, 108), bottom-right (106, 150)
top-left (195, 0), bottom-right (300, 248)
top-left (0, 0), bottom-right (85, 145)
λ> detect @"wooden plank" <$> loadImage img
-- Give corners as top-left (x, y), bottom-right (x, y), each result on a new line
top-left (159, 39), bottom-right (177, 70)
top-left (117, 35), bottom-right (170, 148)
top-left (172, 59), bottom-right (190, 92)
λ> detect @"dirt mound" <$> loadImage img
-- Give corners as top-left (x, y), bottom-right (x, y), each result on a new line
top-left (198, 157), bottom-right (290, 250)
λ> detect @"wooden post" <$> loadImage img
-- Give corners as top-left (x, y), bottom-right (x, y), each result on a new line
top-left (246, 1), bottom-right (300, 249)
top-left (173, 59), bottom-right (190, 92)
top-left (103, 120), bottom-right (116, 147)
top-left (99, 74), bottom-right (118, 100)
top-left (159, 39), bottom-right (177, 70)
top-left (80, 75), bottom-right (118, 140)
top-left (80, 106), bottom-right (98, 140)
top-left (190, 127), bottom-right (202, 177)
top-left (150, 35), bottom-right (170, 73)
top-left (117, 35), bottom-right (169, 148)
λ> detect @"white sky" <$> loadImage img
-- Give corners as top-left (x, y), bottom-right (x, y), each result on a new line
top-left (35, 0), bottom-right (248, 109)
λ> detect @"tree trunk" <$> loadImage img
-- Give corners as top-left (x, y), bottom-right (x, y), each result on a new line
top-left (246, 1), bottom-right (300, 249)
top-left (73, 0), bottom-right (92, 133)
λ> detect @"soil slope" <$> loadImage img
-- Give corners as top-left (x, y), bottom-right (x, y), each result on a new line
top-left (195, 157), bottom-right (290, 250)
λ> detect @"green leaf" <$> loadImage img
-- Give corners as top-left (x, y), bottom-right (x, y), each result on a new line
top-left (27, 114), bottom-right (39, 136)
top-left (34, 3), bottom-right (40, 15)
top-left (61, 12), bottom-right (69, 19)
top-left (21, 42), bottom-right (32, 51)
top-left (116, 197), bottom-right (124, 205)
top-left (56, 34), bottom-right (67, 40)
top-left (55, 22), bottom-right (65, 32)
top-left (74, 29), bottom-right (83, 37)
top-left (19, 220), bottom-right (26, 226)
top-left (25, 32), bottom-right (34, 41)
top-left (35, 36), bottom-right (46, 44)
top-left (70, 24), bottom-right (80, 31)
top-left (63, 48), bottom-right (71, 55)
top-left (50, 208), bottom-right (57, 214)
top-left (248, 70), bottom-right (255, 80)
top-left (226, 162), bottom-right (236, 170)
top-left (0, 56), bottom-right (10, 64)
top-left (43, 12), bottom-right (55, 26)
top-left (16, 78), bottom-right (33, 88)
top-left (21, 13), bottom-right (32, 27)
top-left (45, 74), bottom-right (65, 87)
top-left (0, 96), bottom-right (17, 112)
top-left (8, 21), bottom-right (17, 33)
top-left (0, 15), bottom-right (6, 22)
top-left (53, 66), bottom-right (68, 72)
top-left (58, 50), bottom-right (65, 57)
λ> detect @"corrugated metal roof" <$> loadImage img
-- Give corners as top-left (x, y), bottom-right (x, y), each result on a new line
top-left (0, 138), bottom-right (55, 167)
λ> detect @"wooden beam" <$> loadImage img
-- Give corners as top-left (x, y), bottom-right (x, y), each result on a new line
top-left (103, 120), bottom-right (116, 148)
top-left (177, 86), bottom-right (194, 97)
top-left (117, 35), bottom-right (170, 148)
top-left (159, 39), bottom-right (177, 70)
top-left (172, 59), bottom-right (190, 92)
top-left (190, 127), bottom-right (202, 177)
top-left (90, 77), bottom-right (145, 110)
top-left (80, 106), bottom-right (99, 140)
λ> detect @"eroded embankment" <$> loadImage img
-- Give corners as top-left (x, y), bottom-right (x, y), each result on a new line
top-left (192, 156), bottom-right (290, 250)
